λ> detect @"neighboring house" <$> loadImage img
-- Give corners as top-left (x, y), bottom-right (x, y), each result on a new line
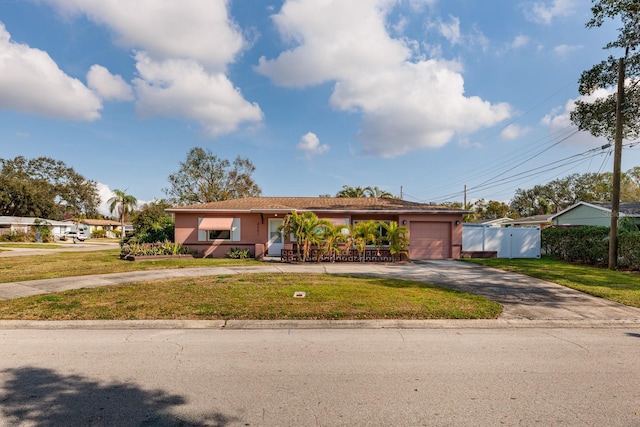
top-left (72, 218), bottom-right (127, 238)
top-left (0, 216), bottom-right (73, 238)
top-left (501, 214), bottom-right (554, 229)
top-left (166, 197), bottom-right (467, 260)
top-left (478, 217), bottom-right (513, 227)
top-left (550, 201), bottom-right (640, 227)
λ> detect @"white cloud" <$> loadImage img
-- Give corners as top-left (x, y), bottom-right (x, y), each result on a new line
top-left (500, 124), bottom-right (531, 140)
top-left (297, 132), bottom-right (329, 158)
top-left (133, 53), bottom-right (263, 137)
top-left (43, 0), bottom-right (243, 72)
top-left (541, 88), bottom-right (613, 146)
top-left (87, 65), bottom-right (133, 101)
top-left (511, 35), bottom-right (530, 49)
top-left (257, 0), bottom-right (510, 157)
top-left (256, 0), bottom-right (411, 87)
top-left (41, 0), bottom-right (262, 136)
top-left (408, 0), bottom-right (437, 11)
top-left (0, 24), bottom-right (102, 120)
top-left (96, 183), bottom-right (117, 217)
top-left (437, 16), bottom-right (461, 45)
top-left (523, 0), bottom-right (576, 25)
top-left (553, 44), bottom-right (582, 58)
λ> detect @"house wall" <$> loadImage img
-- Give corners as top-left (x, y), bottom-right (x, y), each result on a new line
top-left (175, 212), bottom-right (270, 258)
top-left (553, 205), bottom-right (611, 227)
top-left (174, 211), bottom-right (464, 259)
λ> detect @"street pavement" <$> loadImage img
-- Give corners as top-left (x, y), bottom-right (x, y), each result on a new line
top-left (2, 327), bottom-right (640, 426)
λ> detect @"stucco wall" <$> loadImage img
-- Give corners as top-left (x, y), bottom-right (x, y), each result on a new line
top-left (174, 211), bottom-right (465, 259)
top-left (175, 213), bottom-right (267, 258)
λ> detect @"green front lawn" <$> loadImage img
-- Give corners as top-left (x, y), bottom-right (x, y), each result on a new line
top-left (465, 258), bottom-right (640, 308)
top-left (0, 249), bottom-right (261, 283)
top-left (0, 273), bottom-right (502, 320)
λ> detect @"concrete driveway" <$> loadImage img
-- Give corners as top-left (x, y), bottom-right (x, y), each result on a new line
top-left (2, 259), bottom-right (640, 325)
top-left (409, 260), bottom-right (640, 321)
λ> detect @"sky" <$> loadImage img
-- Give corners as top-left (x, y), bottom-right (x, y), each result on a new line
top-left (1, 0), bottom-right (637, 216)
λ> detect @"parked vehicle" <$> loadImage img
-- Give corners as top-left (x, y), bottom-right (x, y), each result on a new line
top-left (61, 231), bottom-right (88, 241)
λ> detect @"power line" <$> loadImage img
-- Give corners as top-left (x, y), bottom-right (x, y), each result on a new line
top-left (423, 144), bottom-right (615, 202)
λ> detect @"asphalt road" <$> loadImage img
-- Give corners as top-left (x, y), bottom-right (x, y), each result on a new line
top-left (2, 327), bottom-right (640, 426)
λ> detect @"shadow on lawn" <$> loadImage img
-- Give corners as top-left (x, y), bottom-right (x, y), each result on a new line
top-left (0, 367), bottom-right (238, 426)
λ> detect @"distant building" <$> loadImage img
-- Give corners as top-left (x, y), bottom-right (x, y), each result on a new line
top-left (550, 202), bottom-right (640, 227)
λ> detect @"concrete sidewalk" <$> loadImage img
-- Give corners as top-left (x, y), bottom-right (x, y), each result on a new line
top-left (2, 260), bottom-right (640, 326)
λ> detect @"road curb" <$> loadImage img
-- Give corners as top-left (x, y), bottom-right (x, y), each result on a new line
top-left (1, 318), bottom-right (640, 330)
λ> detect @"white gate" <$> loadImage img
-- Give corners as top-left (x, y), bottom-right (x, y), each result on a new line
top-left (462, 225), bottom-right (540, 259)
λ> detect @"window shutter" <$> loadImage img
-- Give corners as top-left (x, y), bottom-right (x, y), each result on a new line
top-left (197, 218), bottom-right (207, 242)
top-left (231, 218), bottom-right (241, 241)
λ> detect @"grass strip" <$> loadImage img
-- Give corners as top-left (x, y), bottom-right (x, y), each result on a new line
top-left (465, 258), bottom-right (640, 308)
top-left (0, 273), bottom-right (502, 320)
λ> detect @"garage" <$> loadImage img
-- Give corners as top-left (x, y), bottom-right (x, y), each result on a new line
top-left (409, 222), bottom-right (452, 259)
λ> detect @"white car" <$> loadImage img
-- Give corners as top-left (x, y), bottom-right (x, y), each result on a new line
top-left (61, 231), bottom-right (88, 241)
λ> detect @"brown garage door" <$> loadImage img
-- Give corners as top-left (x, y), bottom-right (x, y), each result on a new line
top-left (409, 222), bottom-right (451, 259)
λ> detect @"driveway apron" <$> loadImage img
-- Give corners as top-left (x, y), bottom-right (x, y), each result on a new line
top-left (411, 260), bottom-right (640, 321)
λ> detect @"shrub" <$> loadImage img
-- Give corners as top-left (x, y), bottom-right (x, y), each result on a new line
top-left (92, 229), bottom-right (106, 239)
top-left (618, 232), bottom-right (640, 270)
top-left (0, 231), bottom-right (32, 242)
top-left (226, 247), bottom-right (252, 259)
top-left (120, 241), bottom-right (196, 258)
top-left (542, 226), bottom-right (609, 265)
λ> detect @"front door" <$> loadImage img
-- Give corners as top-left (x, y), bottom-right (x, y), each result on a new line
top-left (267, 218), bottom-right (284, 256)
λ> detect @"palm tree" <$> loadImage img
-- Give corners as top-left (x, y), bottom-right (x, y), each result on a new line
top-left (336, 185), bottom-right (397, 199)
top-left (351, 220), bottom-right (381, 262)
top-left (317, 223), bottom-right (348, 262)
top-left (383, 221), bottom-right (409, 261)
top-left (336, 185), bottom-right (367, 198)
top-left (281, 212), bottom-right (332, 262)
top-left (107, 189), bottom-right (138, 241)
top-left (363, 186), bottom-right (396, 199)
top-left (280, 211), bottom-right (306, 261)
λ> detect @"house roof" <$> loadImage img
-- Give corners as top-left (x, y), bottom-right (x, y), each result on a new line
top-left (77, 218), bottom-right (123, 226)
top-left (0, 216), bottom-right (70, 227)
top-left (550, 201), bottom-right (640, 220)
top-left (166, 197), bottom-right (467, 214)
top-left (503, 214), bottom-right (554, 225)
top-left (479, 217), bottom-right (512, 226)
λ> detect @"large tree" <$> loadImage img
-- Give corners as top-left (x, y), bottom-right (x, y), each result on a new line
top-left (472, 199), bottom-right (519, 221)
top-left (0, 156), bottom-right (99, 219)
top-left (510, 170), bottom-right (640, 217)
top-left (164, 147), bottom-right (262, 205)
top-left (130, 200), bottom-right (174, 243)
top-left (570, 0), bottom-right (640, 141)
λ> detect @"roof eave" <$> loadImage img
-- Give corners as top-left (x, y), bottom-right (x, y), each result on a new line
top-left (166, 207), bottom-right (467, 214)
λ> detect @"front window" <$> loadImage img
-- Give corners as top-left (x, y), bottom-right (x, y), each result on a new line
top-left (208, 229), bottom-right (231, 240)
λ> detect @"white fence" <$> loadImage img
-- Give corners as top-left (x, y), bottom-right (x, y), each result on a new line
top-left (462, 225), bottom-right (541, 259)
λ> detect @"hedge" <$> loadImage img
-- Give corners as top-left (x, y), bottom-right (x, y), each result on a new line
top-left (541, 226), bottom-right (640, 269)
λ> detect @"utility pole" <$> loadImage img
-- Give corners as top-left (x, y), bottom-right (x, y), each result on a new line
top-left (464, 185), bottom-right (467, 209)
top-left (608, 56), bottom-right (626, 270)
top-left (400, 185), bottom-right (403, 199)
